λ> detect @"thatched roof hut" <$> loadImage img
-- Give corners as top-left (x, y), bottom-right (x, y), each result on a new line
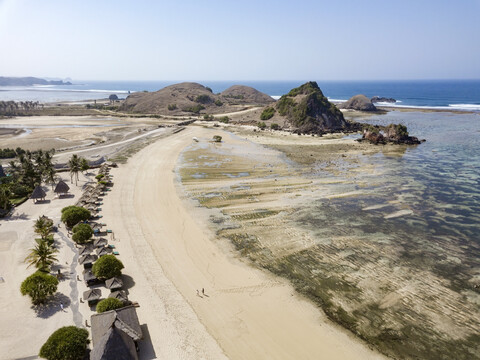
top-left (94, 238), bottom-right (108, 248)
top-left (83, 288), bottom-right (102, 305)
top-left (54, 180), bottom-right (70, 195)
top-left (105, 277), bottom-right (123, 290)
top-left (109, 290), bottom-right (128, 302)
top-left (30, 185), bottom-right (46, 202)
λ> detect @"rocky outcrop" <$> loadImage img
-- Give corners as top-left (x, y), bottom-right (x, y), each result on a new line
top-left (275, 81), bottom-right (350, 134)
top-left (220, 85), bottom-right (274, 105)
top-left (361, 124), bottom-right (423, 144)
top-left (371, 96), bottom-right (396, 103)
top-left (339, 94), bottom-right (377, 111)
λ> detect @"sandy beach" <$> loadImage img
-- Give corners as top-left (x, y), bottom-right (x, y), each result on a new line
top-left (100, 125), bottom-right (384, 359)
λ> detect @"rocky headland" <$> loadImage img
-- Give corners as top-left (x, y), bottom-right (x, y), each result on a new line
top-left (0, 76), bottom-right (72, 86)
top-left (371, 96), bottom-right (396, 103)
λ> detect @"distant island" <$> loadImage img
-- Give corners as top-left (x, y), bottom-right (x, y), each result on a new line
top-left (0, 76), bottom-right (72, 86)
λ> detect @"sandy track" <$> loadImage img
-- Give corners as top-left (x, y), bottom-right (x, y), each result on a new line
top-left (103, 126), bottom-right (384, 359)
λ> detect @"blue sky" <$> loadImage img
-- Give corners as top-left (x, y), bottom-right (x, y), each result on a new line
top-left (0, 0), bottom-right (479, 81)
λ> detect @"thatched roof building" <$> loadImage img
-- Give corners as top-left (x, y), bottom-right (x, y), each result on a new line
top-left (54, 180), bottom-right (70, 194)
top-left (83, 269), bottom-right (102, 286)
top-left (30, 185), bottom-right (46, 202)
top-left (90, 306), bottom-right (143, 360)
top-left (90, 327), bottom-right (138, 360)
top-left (79, 245), bottom-right (94, 256)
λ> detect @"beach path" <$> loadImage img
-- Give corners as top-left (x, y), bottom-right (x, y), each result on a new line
top-left (102, 125), bottom-right (385, 360)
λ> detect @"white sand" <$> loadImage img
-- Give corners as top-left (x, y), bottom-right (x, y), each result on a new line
top-left (101, 125), bottom-right (385, 359)
top-left (0, 173), bottom-right (93, 359)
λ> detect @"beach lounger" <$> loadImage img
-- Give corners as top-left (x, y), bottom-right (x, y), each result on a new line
top-left (113, 251), bottom-right (119, 255)
top-left (108, 244), bottom-right (116, 249)
top-left (107, 229), bottom-right (112, 233)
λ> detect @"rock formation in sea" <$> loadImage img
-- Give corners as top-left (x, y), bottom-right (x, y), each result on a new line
top-left (119, 82), bottom-right (273, 115)
top-left (361, 124), bottom-right (423, 144)
top-left (274, 81), bottom-right (351, 134)
top-left (371, 96), bottom-right (396, 103)
top-left (339, 94), bottom-right (377, 111)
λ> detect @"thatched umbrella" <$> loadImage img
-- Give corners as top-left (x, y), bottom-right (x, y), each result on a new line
top-left (79, 244), bottom-right (94, 256)
top-left (83, 288), bottom-right (102, 305)
top-left (105, 277), bottom-right (123, 291)
top-left (54, 180), bottom-right (70, 195)
top-left (96, 246), bottom-right (112, 257)
top-left (79, 253), bottom-right (98, 268)
top-left (108, 290), bottom-right (128, 302)
top-left (30, 185), bottom-right (46, 203)
top-left (93, 238), bottom-right (108, 248)
top-left (83, 269), bottom-right (101, 286)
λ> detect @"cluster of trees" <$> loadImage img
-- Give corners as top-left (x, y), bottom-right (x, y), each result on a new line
top-left (20, 216), bottom-right (59, 305)
top-left (61, 206), bottom-right (91, 228)
top-left (39, 326), bottom-right (89, 360)
top-left (0, 100), bottom-right (43, 116)
top-left (0, 147), bottom-right (26, 159)
top-left (0, 150), bottom-right (56, 214)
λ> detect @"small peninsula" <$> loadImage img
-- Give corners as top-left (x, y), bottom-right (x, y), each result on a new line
top-left (0, 76), bottom-right (72, 86)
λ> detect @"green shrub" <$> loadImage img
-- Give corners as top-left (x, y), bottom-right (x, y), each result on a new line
top-left (184, 104), bottom-right (205, 114)
top-left (20, 272), bottom-right (58, 305)
top-left (206, 87), bottom-right (213, 93)
top-left (72, 223), bottom-right (93, 244)
top-left (213, 135), bottom-right (222, 143)
top-left (219, 116), bottom-right (229, 123)
top-left (96, 298), bottom-right (124, 313)
top-left (203, 114), bottom-right (215, 121)
top-left (61, 206), bottom-right (91, 228)
top-left (39, 326), bottom-right (89, 360)
top-left (260, 107), bottom-right (275, 120)
top-left (214, 99), bottom-right (223, 106)
top-left (270, 123), bottom-right (280, 130)
top-left (92, 254), bottom-right (124, 279)
top-left (167, 104), bottom-right (177, 111)
top-left (195, 95), bottom-right (212, 104)
top-left (95, 174), bottom-right (104, 180)
top-left (257, 122), bottom-right (266, 130)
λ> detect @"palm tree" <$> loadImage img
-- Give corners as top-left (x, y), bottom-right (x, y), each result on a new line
top-left (68, 154), bottom-right (81, 186)
top-left (34, 216), bottom-right (53, 241)
top-left (24, 239), bottom-right (58, 272)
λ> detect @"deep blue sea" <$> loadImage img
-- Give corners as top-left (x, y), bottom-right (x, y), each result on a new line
top-left (0, 80), bottom-right (479, 111)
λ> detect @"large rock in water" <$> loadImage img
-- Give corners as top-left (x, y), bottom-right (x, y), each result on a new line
top-left (339, 94), bottom-right (377, 111)
top-left (275, 81), bottom-right (349, 134)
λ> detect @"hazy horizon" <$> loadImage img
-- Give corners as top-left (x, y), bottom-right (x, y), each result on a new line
top-left (1, 0), bottom-right (480, 81)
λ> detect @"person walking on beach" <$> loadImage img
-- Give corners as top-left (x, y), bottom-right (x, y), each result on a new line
top-left (60, 302), bottom-right (64, 311)
top-left (202, 288), bottom-right (205, 295)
